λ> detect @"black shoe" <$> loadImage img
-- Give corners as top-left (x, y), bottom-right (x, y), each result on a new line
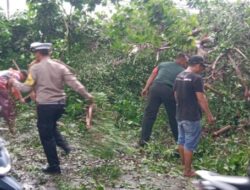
top-left (64, 147), bottom-right (71, 155)
top-left (137, 140), bottom-right (148, 148)
top-left (62, 146), bottom-right (71, 156)
top-left (42, 165), bottom-right (61, 174)
top-left (58, 145), bottom-right (71, 155)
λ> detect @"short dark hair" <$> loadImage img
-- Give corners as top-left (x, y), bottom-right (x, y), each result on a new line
top-left (35, 49), bottom-right (49, 56)
top-left (188, 55), bottom-right (205, 67)
top-left (176, 53), bottom-right (188, 59)
top-left (20, 70), bottom-right (28, 80)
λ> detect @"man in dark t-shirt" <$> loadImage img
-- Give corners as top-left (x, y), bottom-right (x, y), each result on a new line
top-left (174, 55), bottom-right (215, 177)
top-left (139, 54), bottom-right (188, 146)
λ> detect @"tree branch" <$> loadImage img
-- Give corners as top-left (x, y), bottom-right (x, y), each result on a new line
top-left (213, 119), bottom-right (250, 137)
top-left (228, 54), bottom-right (247, 88)
top-left (233, 47), bottom-right (248, 60)
top-left (204, 83), bottom-right (226, 96)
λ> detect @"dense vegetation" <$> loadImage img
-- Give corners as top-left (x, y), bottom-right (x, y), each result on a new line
top-left (0, 0), bottom-right (249, 189)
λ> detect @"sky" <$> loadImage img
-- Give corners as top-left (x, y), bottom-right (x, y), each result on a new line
top-left (0, 0), bottom-right (116, 17)
top-left (0, 0), bottom-right (26, 16)
top-left (0, 0), bottom-right (239, 17)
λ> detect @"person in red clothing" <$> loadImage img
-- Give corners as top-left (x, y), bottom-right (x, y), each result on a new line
top-left (0, 69), bottom-right (27, 134)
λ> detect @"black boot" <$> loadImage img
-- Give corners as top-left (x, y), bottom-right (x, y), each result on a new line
top-left (137, 140), bottom-right (148, 148)
top-left (42, 165), bottom-right (61, 174)
top-left (64, 146), bottom-right (71, 155)
top-left (56, 139), bottom-right (71, 155)
top-left (59, 145), bottom-right (71, 155)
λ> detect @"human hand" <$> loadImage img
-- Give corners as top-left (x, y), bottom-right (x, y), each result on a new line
top-left (141, 88), bottom-right (148, 97)
top-left (207, 114), bottom-right (216, 125)
top-left (87, 94), bottom-right (94, 104)
top-left (20, 98), bottom-right (26, 104)
top-left (7, 78), bottom-right (15, 88)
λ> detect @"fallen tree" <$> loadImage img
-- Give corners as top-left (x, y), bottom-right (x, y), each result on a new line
top-left (212, 119), bottom-right (250, 137)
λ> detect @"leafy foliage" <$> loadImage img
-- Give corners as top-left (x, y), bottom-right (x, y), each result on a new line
top-left (107, 0), bottom-right (198, 54)
top-left (0, 0), bottom-right (250, 189)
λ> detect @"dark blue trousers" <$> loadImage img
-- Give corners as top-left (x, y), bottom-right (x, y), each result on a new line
top-left (37, 104), bottom-right (69, 167)
top-left (140, 83), bottom-right (178, 144)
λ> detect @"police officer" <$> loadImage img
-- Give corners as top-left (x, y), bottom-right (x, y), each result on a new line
top-left (11, 42), bottom-right (93, 174)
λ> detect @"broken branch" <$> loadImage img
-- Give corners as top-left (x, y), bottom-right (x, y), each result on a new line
top-left (233, 47), bottom-right (248, 60)
top-left (213, 119), bottom-right (250, 137)
top-left (204, 83), bottom-right (226, 96)
top-left (228, 54), bottom-right (247, 88)
top-left (12, 60), bottom-right (21, 71)
top-left (213, 125), bottom-right (232, 137)
top-left (86, 103), bottom-right (95, 129)
top-left (212, 53), bottom-right (224, 70)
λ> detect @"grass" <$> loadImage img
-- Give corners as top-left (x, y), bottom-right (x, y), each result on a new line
top-left (55, 179), bottom-right (88, 190)
top-left (82, 163), bottom-right (122, 185)
top-left (5, 92), bottom-right (250, 189)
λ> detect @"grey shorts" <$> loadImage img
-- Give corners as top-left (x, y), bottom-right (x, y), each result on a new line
top-left (177, 120), bottom-right (201, 151)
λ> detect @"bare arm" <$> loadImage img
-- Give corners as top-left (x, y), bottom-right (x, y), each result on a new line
top-left (12, 80), bottom-right (33, 93)
top-left (11, 87), bottom-right (25, 103)
top-left (10, 70), bottom-right (35, 94)
top-left (196, 92), bottom-right (215, 124)
top-left (141, 69), bottom-right (158, 96)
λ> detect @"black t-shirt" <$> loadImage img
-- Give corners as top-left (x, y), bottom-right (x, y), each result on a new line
top-left (174, 71), bottom-right (204, 121)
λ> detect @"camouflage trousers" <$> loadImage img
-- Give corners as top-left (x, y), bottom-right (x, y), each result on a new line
top-left (0, 89), bottom-right (16, 134)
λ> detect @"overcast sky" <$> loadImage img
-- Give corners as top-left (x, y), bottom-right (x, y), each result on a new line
top-left (0, 0), bottom-right (117, 17)
top-left (0, 0), bottom-right (239, 17)
top-left (0, 0), bottom-right (26, 16)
